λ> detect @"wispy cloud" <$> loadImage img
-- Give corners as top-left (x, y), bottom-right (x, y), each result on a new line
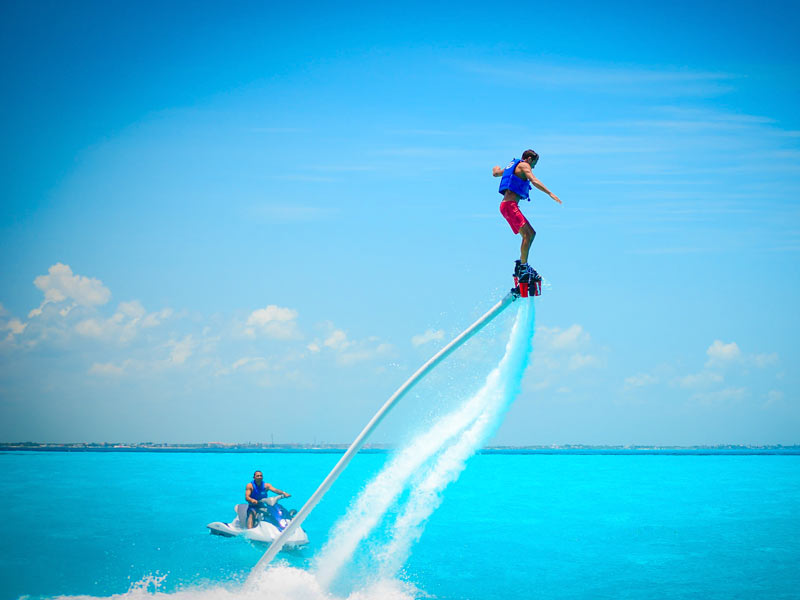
top-left (231, 356), bottom-right (269, 372)
top-left (527, 134), bottom-right (660, 156)
top-left (386, 129), bottom-right (466, 136)
top-left (316, 165), bottom-right (378, 172)
top-left (251, 127), bottom-right (309, 134)
top-left (624, 340), bottom-right (782, 404)
top-left (627, 246), bottom-right (722, 255)
top-left (166, 335), bottom-right (195, 365)
top-left (375, 146), bottom-right (464, 159)
top-left (411, 328), bottom-right (445, 347)
top-left (75, 301), bottom-right (172, 344)
top-left (244, 305), bottom-right (301, 340)
top-left (690, 387), bottom-right (748, 405)
top-left (604, 107), bottom-right (777, 132)
top-left (88, 362), bottom-right (126, 376)
top-left (246, 203), bottom-right (338, 223)
top-left (307, 322), bottom-right (392, 366)
top-left (624, 373), bottom-right (659, 390)
top-left (527, 323), bottom-right (604, 391)
top-left (537, 324), bottom-right (591, 351)
top-left (272, 174), bottom-right (339, 182)
top-left (1, 315), bottom-right (27, 341)
top-left (652, 106), bottom-right (775, 124)
top-left (676, 371), bottom-right (725, 389)
top-left (454, 59), bottom-right (739, 97)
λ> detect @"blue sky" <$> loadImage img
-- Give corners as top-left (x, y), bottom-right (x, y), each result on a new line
top-left (1, 0), bottom-right (798, 445)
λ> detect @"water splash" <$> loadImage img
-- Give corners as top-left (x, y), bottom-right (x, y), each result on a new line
top-left (313, 301), bottom-right (535, 588)
top-left (51, 567), bottom-right (420, 600)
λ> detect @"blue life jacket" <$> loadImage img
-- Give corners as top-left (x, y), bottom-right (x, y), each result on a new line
top-left (498, 159), bottom-right (532, 201)
top-left (250, 479), bottom-right (267, 502)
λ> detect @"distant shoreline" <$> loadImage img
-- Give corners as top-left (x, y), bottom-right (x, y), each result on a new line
top-left (1, 442), bottom-right (798, 455)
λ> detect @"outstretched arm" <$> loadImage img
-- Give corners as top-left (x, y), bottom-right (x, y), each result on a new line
top-left (530, 175), bottom-right (562, 204)
top-left (265, 482), bottom-right (289, 498)
top-left (518, 162), bottom-right (562, 204)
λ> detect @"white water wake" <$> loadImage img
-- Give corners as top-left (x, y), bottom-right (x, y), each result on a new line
top-left (55, 566), bottom-right (419, 600)
top-left (313, 301), bottom-right (535, 589)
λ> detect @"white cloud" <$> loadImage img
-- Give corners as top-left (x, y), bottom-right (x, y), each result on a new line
top-left (117, 300), bottom-right (146, 319)
top-left (142, 308), bottom-right (173, 328)
top-left (411, 328), bottom-right (445, 347)
top-left (29, 263), bottom-right (111, 318)
top-left (1, 316), bottom-right (27, 341)
top-left (7, 318), bottom-right (26, 335)
top-left (751, 353), bottom-right (778, 368)
top-left (691, 387), bottom-right (747, 405)
top-left (676, 371), bottom-right (724, 389)
top-left (245, 305), bottom-right (300, 340)
top-left (456, 60), bottom-right (737, 97)
top-left (705, 340), bottom-right (741, 366)
top-left (308, 323), bottom-right (392, 366)
top-left (568, 353), bottom-right (600, 370)
top-left (537, 324), bottom-right (590, 350)
top-left (232, 356), bottom-right (269, 372)
top-left (526, 323), bottom-right (602, 394)
top-left (628, 340), bottom-right (781, 402)
top-left (764, 390), bottom-right (785, 408)
top-left (767, 390), bottom-right (784, 401)
top-left (324, 329), bottom-right (350, 351)
top-left (338, 341), bottom-right (392, 366)
top-left (624, 373), bottom-right (659, 389)
top-left (75, 319), bottom-right (106, 338)
top-left (167, 336), bottom-right (195, 365)
top-left (704, 340), bottom-right (778, 370)
top-left (529, 379), bottom-right (552, 392)
top-left (74, 301), bottom-right (171, 343)
top-left (88, 362), bottom-right (125, 376)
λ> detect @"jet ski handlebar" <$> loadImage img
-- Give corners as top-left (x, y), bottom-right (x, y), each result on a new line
top-left (257, 493), bottom-right (291, 507)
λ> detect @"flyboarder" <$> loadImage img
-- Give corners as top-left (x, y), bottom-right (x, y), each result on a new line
top-left (493, 149), bottom-right (561, 292)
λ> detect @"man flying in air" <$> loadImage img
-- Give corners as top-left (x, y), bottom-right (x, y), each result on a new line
top-left (493, 149), bottom-right (562, 282)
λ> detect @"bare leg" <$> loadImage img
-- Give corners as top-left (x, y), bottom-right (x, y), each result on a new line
top-left (247, 509), bottom-right (255, 529)
top-left (519, 222), bottom-right (535, 263)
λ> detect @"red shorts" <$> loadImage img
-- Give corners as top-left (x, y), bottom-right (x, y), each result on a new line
top-left (499, 200), bottom-right (528, 234)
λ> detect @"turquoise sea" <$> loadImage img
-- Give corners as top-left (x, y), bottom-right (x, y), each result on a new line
top-left (1, 450), bottom-right (799, 600)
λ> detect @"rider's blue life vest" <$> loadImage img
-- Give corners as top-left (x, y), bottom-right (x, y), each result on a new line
top-left (498, 158), bottom-right (532, 201)
top-left (250, 479), bottom-right (267, 502)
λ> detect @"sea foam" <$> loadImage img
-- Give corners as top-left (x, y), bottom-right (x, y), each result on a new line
top-left (53, 566), bottom-right (420, 600)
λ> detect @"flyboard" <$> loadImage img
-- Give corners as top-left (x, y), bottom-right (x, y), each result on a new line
top-left (247, 265), bottom-right (540, 580)
top-left (512, 261), bottom-right (542, 298)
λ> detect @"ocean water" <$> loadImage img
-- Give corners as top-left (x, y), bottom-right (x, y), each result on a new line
top-left (2, 303), bottom-right (799, 599)
top-left (1, 450), bottom-right (799, 600)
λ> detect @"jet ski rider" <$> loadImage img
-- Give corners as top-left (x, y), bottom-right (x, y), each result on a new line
top-left (245, 470), bottom-right (291, 529)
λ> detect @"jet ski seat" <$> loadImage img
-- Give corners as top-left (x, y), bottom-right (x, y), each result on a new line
top-left (236, 503), bottom-right (249, 527)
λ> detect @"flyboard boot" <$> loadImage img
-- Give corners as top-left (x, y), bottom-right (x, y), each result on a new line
top-left (512, 260), bottom-right (543, 298)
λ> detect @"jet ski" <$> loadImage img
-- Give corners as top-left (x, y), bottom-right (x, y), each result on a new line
top-left (206, 496), bottom-right (309, 547)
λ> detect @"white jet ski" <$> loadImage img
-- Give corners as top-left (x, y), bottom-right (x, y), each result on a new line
top-left (207, 496), bottom-right (309, 547)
